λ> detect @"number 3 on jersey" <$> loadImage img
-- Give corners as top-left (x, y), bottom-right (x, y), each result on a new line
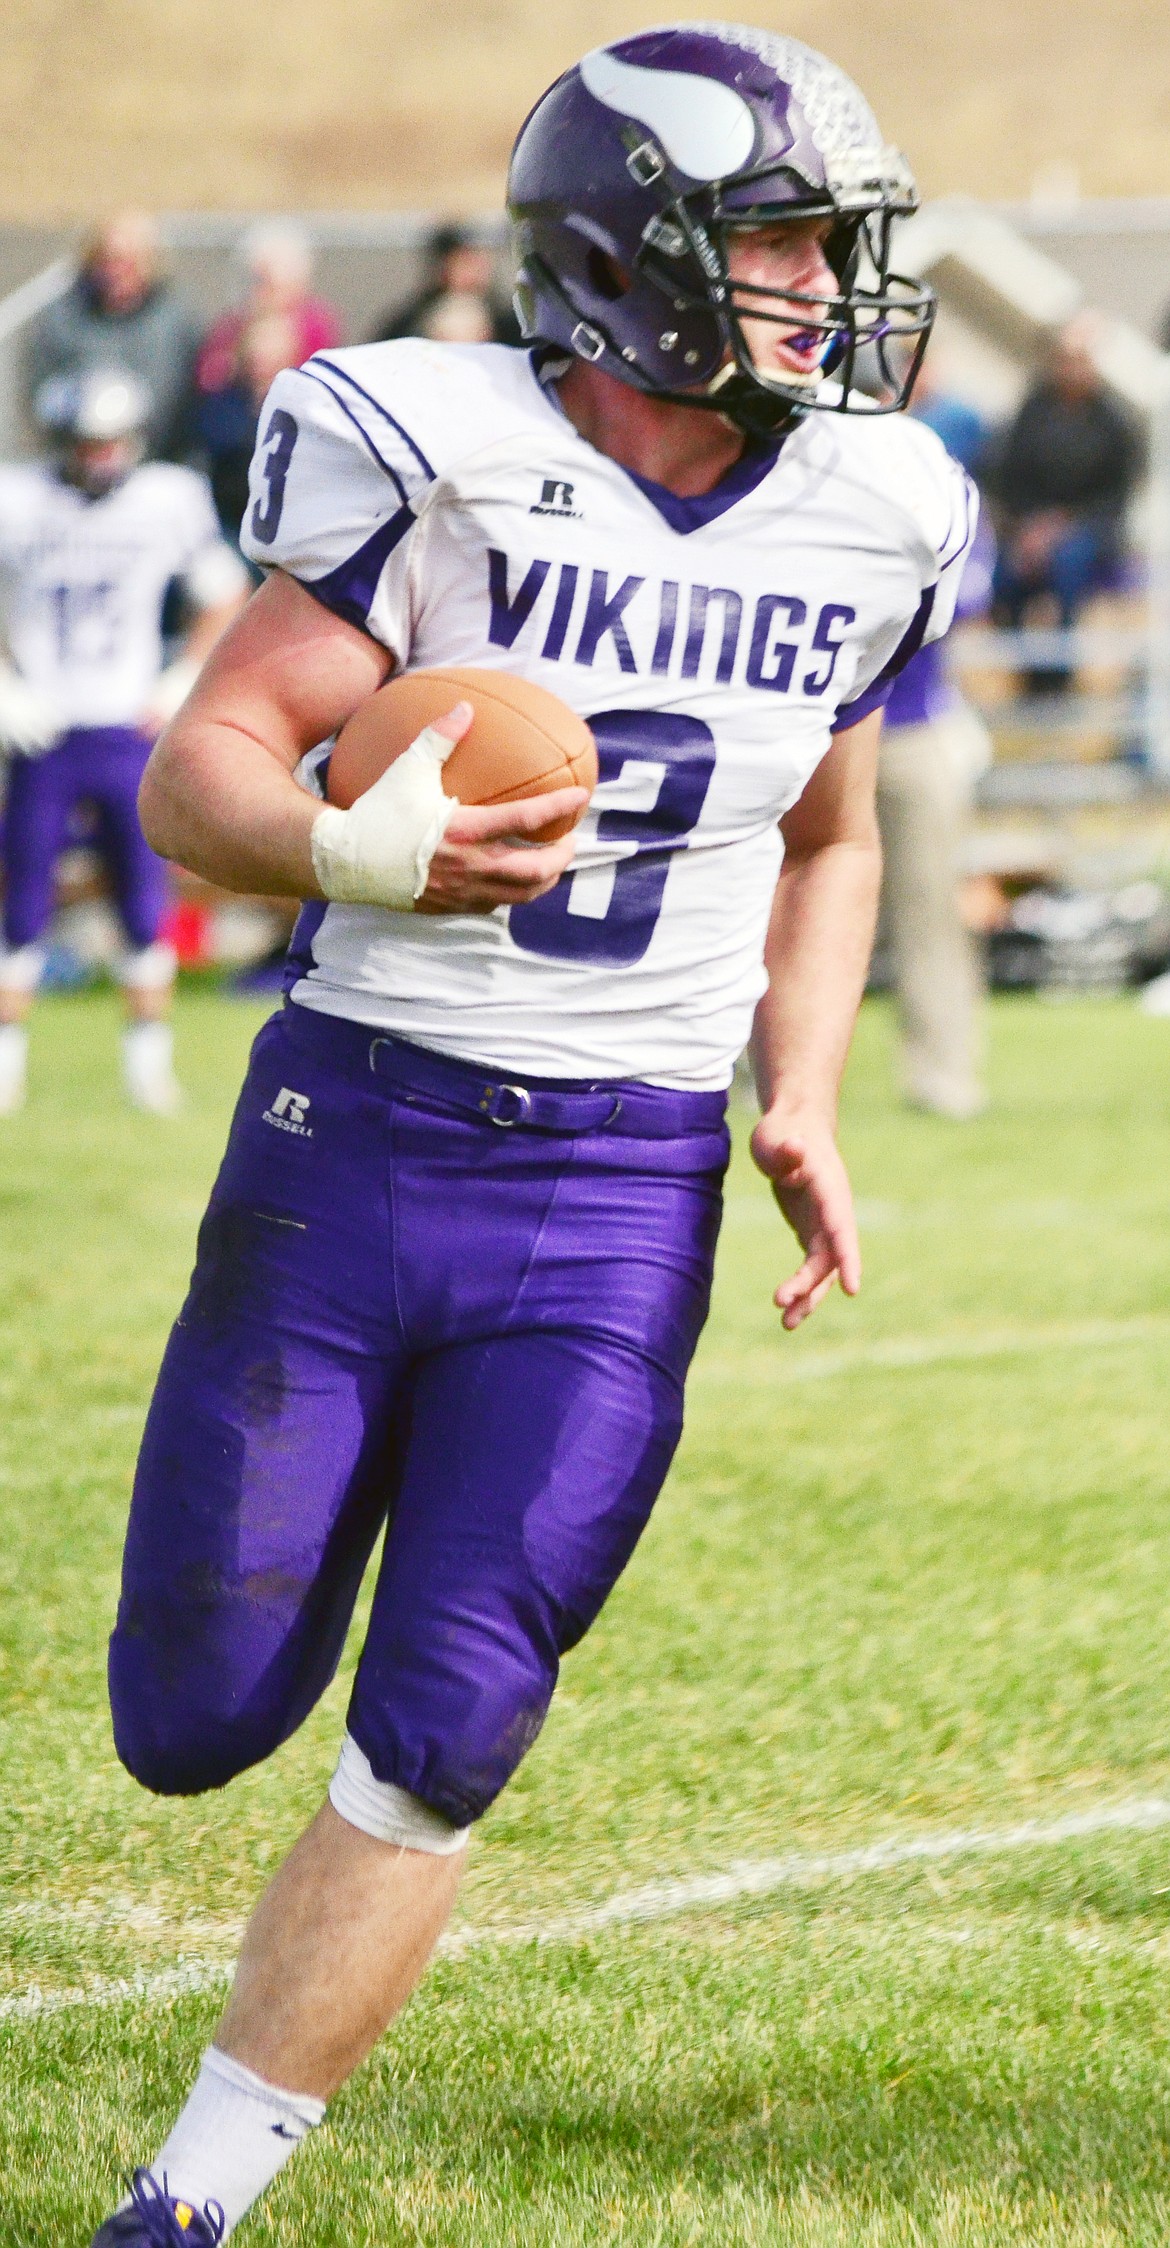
top-left (250, 409), bottom-right (299, 546)
top-left (510, 710), bottom-right (715, 967)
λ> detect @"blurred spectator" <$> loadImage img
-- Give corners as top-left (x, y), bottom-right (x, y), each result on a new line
top-left (196, 223), bottom-right (342, 396)
top-left (876, 519), bottom-right (996, 1120)
top-left (23, 211), bottom-right (200, 462)
top-left (986, 318), bottom-right (1141, 692)
top-left (910, 350), bottom-right (989, 478)
top-left (371, 223), bottom-right (520, 345)
top-left (196, 312), bottom-right (301, 550)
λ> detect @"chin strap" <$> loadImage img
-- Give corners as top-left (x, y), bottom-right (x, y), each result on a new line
top-left (650, 373), bottom-right (806, 443)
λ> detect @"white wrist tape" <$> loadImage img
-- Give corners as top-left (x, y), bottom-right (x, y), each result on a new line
top-left (0, 662), bottom-right (58, 755)
top-left (310, 722), bottom-right (459, 910)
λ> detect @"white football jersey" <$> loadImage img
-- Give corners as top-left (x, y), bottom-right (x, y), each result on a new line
top-left (242, 342), bottom-right (976, 1088)
top-left (0, 461), bottom-right (247, 730)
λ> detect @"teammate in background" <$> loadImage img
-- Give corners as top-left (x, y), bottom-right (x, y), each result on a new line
top-left (89, 28), bottom-right (974, 2243)
top-left (0, 370), bottom-right (248, 1113)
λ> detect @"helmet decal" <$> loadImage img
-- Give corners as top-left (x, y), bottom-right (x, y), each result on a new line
top-left (579, 47), bottom-right (757, 182)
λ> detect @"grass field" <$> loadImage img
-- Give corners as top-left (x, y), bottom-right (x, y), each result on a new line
top-left (3, 985), bottom-right (1170, 2245)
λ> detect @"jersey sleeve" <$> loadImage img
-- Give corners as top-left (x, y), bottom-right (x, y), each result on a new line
top-left (831, 429), bottom-right (979, 733)
top-left (240, 354), bottom-right (437, 661)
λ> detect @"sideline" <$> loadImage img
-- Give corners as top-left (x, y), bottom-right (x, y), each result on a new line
top-left (4, 1794), bottom-right (1170, 2024)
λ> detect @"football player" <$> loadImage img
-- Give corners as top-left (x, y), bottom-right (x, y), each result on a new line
top-left (89, 27), bottom-right (974, 2242)
top-left (0, 368), bottom-right (248, 1114)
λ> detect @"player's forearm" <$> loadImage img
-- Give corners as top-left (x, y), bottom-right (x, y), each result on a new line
top-left (139, 720), bottom-right (323, 898)
top-left (749, 833), bottom-right (881, 1124)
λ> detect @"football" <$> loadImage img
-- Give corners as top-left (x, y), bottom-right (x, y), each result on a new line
top-left (327, 666), bottom-right (598, 843)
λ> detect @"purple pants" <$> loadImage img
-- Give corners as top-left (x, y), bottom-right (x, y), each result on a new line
top-left (2, 725), bottom-right (167, 951)
top-left (110, 1005), bottom-right (728, 1825)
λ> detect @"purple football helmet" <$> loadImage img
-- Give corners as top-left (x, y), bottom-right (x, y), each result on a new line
top-left (508, 23), bottom-right (935, 438)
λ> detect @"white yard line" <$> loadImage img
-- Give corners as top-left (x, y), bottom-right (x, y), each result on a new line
top-left (693, 1315), bottom-right (1170, 1386)
top-left (0, 1898), bottom-right (243, 1940)
top-left (4, 1795), bottom-right (1170, 2023)
top-left (0, 1959), bottom-right (231, 2022)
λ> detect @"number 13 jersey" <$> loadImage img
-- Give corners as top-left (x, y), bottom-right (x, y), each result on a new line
top-left (242, 340), bottom-right (976, 1089)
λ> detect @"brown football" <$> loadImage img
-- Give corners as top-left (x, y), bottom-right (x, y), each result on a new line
top-left (326, 666), bottom-right (598, 846)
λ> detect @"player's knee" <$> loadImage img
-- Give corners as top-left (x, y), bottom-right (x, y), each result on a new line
top-left (108, 1630), bottom-right (294, 1797)
top-left (110, 1693), bottom-right (277, 1797)
top-left (115, 939), bottom-right (176, 991)
top-left (0, 942), bottom-right (45, 993)
top-left (350, 1644), bottom-right (556, 1828)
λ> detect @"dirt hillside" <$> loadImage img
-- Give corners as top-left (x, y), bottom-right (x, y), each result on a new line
top-left (3, 0), bottom-right (1169, 219)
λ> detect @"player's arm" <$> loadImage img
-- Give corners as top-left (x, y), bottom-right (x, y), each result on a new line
top-left (749, 708), bottom-right (883, 1330)
top-left (138, 570), bottom-right (585, 910)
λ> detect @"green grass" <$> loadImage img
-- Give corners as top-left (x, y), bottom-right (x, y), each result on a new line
top-left (3, 987), bottom-right (1170, 2243)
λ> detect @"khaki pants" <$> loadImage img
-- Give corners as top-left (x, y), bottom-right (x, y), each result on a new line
top-left (876, 710), bottom-right (987, 1118)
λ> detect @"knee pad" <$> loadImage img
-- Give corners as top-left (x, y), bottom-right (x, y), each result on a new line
top-left (329, 1732), bottom-right (469, 1855)
top-left (0, 943), bottom-right (44, 994)
top-left (116, 940), bottom-right (177, 992)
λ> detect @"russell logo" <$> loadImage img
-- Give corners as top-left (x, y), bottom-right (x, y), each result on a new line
top-left (530, 477), bottom-right (581, 519)
top-left (263, 1085), bottom-right (313, 1136)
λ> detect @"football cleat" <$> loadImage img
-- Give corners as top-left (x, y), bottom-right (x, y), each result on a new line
top-left (89, 2167), bottom-right (226, 2246)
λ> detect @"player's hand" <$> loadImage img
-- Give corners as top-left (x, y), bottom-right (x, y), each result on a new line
top-left (418, 790), bottom-right (587, 914)
top-left (0, 662), bottom-right (58, 757)
top-left (750, 1107), bottom-right (861, 1330)
top-left (311, 700), bottom-right (587, 913)
top-left (412, 700), bottom-right (587, 915)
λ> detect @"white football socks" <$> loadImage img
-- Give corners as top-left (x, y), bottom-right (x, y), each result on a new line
top-left (122, 1020), bottom-right (183, 1114)
top-left (0, 1023), bottom-right (28, 1115)
top-left (145, 2045), bottom-right (325, 2236)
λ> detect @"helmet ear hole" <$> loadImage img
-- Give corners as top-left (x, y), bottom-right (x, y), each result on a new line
top-left (586, 247), bottom-right (631, 301)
